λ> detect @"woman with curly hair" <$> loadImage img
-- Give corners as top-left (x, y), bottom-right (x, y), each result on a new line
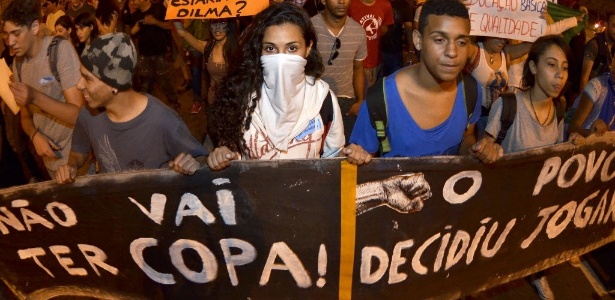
top-left (207, 3), bottom-right (370, 170)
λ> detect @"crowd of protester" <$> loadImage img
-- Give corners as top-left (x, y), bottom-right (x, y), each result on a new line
top-left (1, 0), bottom-right (614, 297)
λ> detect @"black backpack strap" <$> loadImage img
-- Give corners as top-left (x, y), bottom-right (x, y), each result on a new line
top-left (461, 72), bottom-right (478, 121)
top-left (495, 93), bottom-right (517, 144)
top-left (319, 91), bottom-right (333, 155)
top-left (319, 91), bottom-right (333, 126)
top-left (366, 77), bottom-right (390, 156)
top-left (47, 36), bottom-right (64, 84)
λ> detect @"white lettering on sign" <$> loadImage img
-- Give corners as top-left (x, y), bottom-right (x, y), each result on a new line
top-left (0, 201), bottom-right (77, 235)
top-left (533, 151), bottom-right (615, 196)
top-left (522, 189), bottom-right (615, 249)
top-left (18, 244), bottom-right (117, 278)
top-left (129, 179), bottom-right (238, 226)
top-left (359, 217), bottom-right (516, 284)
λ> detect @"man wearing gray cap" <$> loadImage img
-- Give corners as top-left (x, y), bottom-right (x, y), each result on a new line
top-left (55, 33), bottom-right (207, 184)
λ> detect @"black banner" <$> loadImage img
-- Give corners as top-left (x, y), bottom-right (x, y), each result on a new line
top-left (0, 134), bottom-right (614, 299)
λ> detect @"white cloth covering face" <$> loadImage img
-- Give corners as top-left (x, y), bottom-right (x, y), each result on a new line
top-left (260, 53), bottom-right (315, 152)
top-left (243, 53), bottom-right (345, 159)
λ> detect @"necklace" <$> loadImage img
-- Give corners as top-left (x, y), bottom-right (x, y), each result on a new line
top-left (487, 51), bottom-right (496, 64)
top-left (530, 91), bottom-right (552, 126)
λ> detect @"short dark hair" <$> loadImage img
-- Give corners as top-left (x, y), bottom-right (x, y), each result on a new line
top-left (1, 0), bottom-right (42, 28)
top-left (522, 35), bottom-right (571, 88)
top-left (418, 0), bottom-right (469, 34)
top-left (95, 0), bottom-right (119, 27)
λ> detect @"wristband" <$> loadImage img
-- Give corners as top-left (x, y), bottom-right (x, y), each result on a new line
top-left (30, 128), bottom-right (39, 141)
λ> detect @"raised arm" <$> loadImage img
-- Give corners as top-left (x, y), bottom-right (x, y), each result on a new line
top-left (504, 42), bottom-right (532, 62)
top-left (177, 29), bottom-right (207, 54)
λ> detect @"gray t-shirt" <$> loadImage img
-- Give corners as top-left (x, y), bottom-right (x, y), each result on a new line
top-left (13, 36), bottom-right (81, 171)
top-left (486, 92), bottom-right (564, 154)
top-left (311, 13), bottom-right (367, 99)
top-left (71, 95), bottom-right (207, 173)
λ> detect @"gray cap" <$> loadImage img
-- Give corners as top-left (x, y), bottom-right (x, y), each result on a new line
top-left (80, 33), bottom-right (137, 91)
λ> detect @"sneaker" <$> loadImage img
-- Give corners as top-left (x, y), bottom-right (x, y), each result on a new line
top-left (191, 102), bottom-right (202, 114)
top-left (530, 274), bottom-right (554, 300)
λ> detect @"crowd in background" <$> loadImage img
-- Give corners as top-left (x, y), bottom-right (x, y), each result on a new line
top-left (1, 0), bottom-right (613, 183)
top-left (1, 0), bottom-right (615, 298)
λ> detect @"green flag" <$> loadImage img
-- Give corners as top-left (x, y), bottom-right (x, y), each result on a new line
top-left (547, 1), bottom-right (586, 43)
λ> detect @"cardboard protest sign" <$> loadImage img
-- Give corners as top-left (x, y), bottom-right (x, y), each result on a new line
top-left (165, 0), bottom-right (269, 20)
top-left (0, 134), bottom-right (614, 299)
top-left (463, 0), bottom-right (548, 42)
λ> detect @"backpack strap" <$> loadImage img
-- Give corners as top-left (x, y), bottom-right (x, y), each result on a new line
top-left (495, 93), bottom-right (517, 144)
top-left (319, 91), bottom-right (333, 155)
top-left (17, 36), bottom-right (64, 84)
top-left (366, 77), bottom-right (390, 156)
top-left (461, 72), bottom-right (478, 121)
top-left (319, 91), bottom-right (333, 126)
top-left (47, 36), bottom-right (64, 84)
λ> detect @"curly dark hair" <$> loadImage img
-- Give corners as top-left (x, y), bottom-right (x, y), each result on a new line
top-left (522, 35), bottom-right (571, 89)
top-left (418, 0), bottom-right (469, 34)
top-left (208, 2), bottom-right (324, 153)
top-left (1, 0), bottom-right (42, 28)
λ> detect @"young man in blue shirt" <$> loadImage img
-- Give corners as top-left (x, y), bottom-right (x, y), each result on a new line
top-left (346, 0), bottom-right (502, 163)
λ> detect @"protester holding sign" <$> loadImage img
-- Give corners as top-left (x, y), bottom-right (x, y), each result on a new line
top-left (478, 35), bottom-right (582, 153)
top-left (207, 3), bottom-right (371, 171)
top-left (349, 0), bottom-right (502, 164)
top-left (476, 34), bottom-right (588, 299)
top-left (465, 37), bottom-right (531, 138)
top-left (463, 0), bottom-right (585, 139)
top-left (55, 33), bottom-right (206, 184)
top-left (176, 18), bottom-right (239, 110)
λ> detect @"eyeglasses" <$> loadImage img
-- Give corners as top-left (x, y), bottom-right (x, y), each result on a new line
top-left (327, 37), bottom-right (341, 65)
